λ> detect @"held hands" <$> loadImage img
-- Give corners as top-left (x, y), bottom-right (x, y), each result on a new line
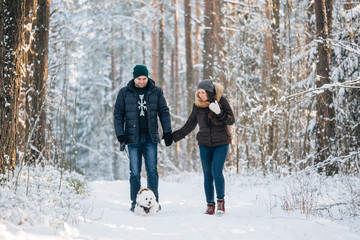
top-left (209, 100), bottom-right (221, 114)
top-left (161, 132), bottom-right (173, 147)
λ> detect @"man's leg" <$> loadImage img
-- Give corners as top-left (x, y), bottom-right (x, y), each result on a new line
top-left (143, 134), bottom-right (159, 202)
top-left (128, 142), bottom-right (143, 210)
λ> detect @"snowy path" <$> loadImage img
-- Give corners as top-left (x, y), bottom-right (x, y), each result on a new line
top-left (75, 176), bottom-right (360, 240)
top-left (1, 174), bottom-right (360, 240)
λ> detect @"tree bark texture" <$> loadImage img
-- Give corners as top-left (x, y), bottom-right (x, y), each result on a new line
top-left (344, 0), bottom-right (352, 10)
top-left (314, 0), bottom-right (336, 175)
top-left (0, 0), bottom-right (4, 101)
top-left (268, 0), bottom-right (281, 170)
top-left (151, 0), bottom-right (158, 81)
top-left (158, 0), bottom-right (165, 89)
top-left (203, 0), bottom-right (214, 79)
top-left (194, 0), bottom-right (201, 84)
top-left (184, 0), bottom-right (198, 168)
top-left (0, 2), bottom-right (4, 171)
top-left (262, 0), bottom-right (272, 91)
top-left (325, 0), bottom-right (333, 39)
top-left (19, 0), bottom-right (36, 166)
top-left (31, 0), bottom-right (49, 163)
top-left (0, 0), bottom-right (24, 174)
top-left (184, 0), bottom-right (193, 114)
top-left (213, 0), bottom-right (226, 87)
top-left (173, 0), bottom-right (179, 113)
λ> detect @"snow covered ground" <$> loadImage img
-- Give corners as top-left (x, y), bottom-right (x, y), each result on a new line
top-left (1, 172), bottom-right (360, 240)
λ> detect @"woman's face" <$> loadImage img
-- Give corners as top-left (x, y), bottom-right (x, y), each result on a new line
top-left (198, 89), bottom-right (208, 102)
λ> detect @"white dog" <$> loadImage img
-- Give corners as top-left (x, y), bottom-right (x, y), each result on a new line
top-left (134, 188), bottom-right (159, 216)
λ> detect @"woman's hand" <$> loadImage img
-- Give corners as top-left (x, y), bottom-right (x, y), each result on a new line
top-left (209, 100), bottom-right (221, 114)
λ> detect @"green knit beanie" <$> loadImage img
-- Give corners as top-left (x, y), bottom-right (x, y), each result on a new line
top-left (133, 65), bottom-right (149, 79)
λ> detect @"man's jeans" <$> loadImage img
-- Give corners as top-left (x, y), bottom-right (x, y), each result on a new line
top-left (128, 133), bottom-right (158, 207)
top-left (199, 144), bottom-right (229, 204)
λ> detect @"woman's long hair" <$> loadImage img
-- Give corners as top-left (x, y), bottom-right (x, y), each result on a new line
top-left (206, 90), bottom-right (217, 102)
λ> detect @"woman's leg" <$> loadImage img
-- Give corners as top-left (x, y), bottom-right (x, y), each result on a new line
top-left (199, 146), bottom-right (215, 204)
top-left (212, 144), bottom-right (229, 200)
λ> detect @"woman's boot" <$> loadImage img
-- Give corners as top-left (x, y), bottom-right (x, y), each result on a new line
top-left (205, 203), bottom-right (215, 215)
top-left (217, 199), bottom-right (225, 214)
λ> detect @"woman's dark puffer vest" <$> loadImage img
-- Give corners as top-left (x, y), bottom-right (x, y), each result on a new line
top-left (172, 82), bottom-right (235, 147)
top-left (114, 78), bottom-right (172, 144)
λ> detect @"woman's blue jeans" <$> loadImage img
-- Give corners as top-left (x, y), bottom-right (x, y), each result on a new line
top-left (199, 144), bottom-right (229, 204)
top-left (128, 133), bottom-right (158, 207)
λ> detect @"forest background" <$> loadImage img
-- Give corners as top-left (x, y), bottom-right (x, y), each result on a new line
top-left (1, 0), bottom-right (360, 181)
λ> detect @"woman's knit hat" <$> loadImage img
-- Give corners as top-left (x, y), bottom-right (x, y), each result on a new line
top-left (198, 79), bottom-right (215, 92)
top-left (133, 65), bottom-right (149, 79)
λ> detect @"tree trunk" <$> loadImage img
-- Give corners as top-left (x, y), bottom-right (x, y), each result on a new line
top-left (20, 0), bottom-right (36, 166)
top-left (314, 0), bottom-right (336, 175)
top-left (284, 0), bottom-right (293, 169)
top-left (268, 0), bottom-right (281, 172)
top-left (111, 25), bottom-right (120, 179)
top-left (213, 0), bottom-right (226, 87)
top-left (0, 0), bottom-right (24, 174)
top-left (184, 0), bottom-right (193, 113)
top-left (184, 0), bottom-right (197, 170)
top-left (142, 30), bottom-right (146, 65)
top-left (173, 0), bottom-right (179, 106)
top-left (306, 0), bottom-right (315, 45)
top-left (158, 0), bottom-right (165, 89)
top-left (0, 0), bottom-right (4, 174)
top-left (0, 1), bottom-right (3, 83)
top-left (203, 0), bottom-right (214, 79)
top-left (141, 2), bottom-right (146, 65)
top-left (194, 0), bottom-right (201, 84)
top-left (262, 0), bottom-right (272, 91)
top-left (325, 0), bottom-right (333, 39)
top-left (344, 0), bottom-right (352, 10)
top-left (173, 0), bottom-right (181, 167)
top-left (30, 0), bottom-right (49, 165)
top-left (151, 0), bottom-right (158, 81)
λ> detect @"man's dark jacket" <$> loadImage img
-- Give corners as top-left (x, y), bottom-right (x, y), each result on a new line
top-left (114, 78), bottom-right (171, 144)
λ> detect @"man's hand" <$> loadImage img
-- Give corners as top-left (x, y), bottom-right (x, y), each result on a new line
top-left (117, 135), bottom-right (126, 152)
top-left (117, 135), bottom-right (125, 144)
top-left (162, 132), bottom-right (173, 147)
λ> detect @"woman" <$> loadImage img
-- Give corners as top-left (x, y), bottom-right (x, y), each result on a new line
top-left (172, 79), bottom-right (235, 215)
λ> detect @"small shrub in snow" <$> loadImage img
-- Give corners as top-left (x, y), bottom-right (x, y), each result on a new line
top-left (264, 172), bottom-right (360, 233)
top-left (66, 176), bottom-right (88, 195)
top-left (280, 173), bottom-right (322, 215)
top-left (0, 165), bottom-right (89, 231)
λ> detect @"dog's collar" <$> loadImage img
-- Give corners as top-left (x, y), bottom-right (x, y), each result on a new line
top-left (139, 205), bottom-right (151, 213)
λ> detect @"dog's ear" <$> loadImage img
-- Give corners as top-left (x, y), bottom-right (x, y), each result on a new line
top-left (137, 188), bottom-right (151, 195)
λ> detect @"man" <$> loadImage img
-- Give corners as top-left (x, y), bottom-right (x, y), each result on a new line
top-left (114, 65), bottom-right (173, 212)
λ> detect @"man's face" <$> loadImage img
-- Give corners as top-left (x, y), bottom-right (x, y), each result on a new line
top-left (134, 76), bottom-right (148, 88)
